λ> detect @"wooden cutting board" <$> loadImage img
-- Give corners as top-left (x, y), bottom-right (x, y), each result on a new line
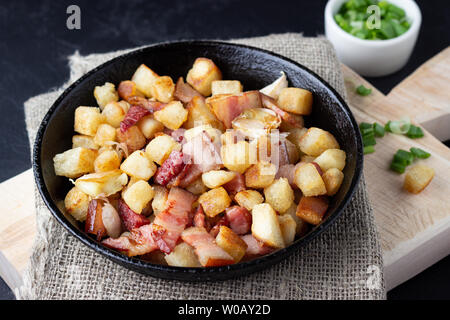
top-left (1, 48), bottom-right (449, 294)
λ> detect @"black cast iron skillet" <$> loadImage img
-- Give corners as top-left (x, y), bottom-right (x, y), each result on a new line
top-left (33, 40), bottom-right (363, 281)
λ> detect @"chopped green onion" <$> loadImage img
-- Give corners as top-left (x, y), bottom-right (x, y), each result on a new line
top-left (393, 149), bottom-right (414, 166)
top-left (388, 117), bottom-right (411, 134)
top-left (410, 147), bottom-right (430, 159)
top-left (406, 125), bottom-right (424, 139)
top-left (364, 145), bottom-right (375, 154)
top-left (390, 161), bottom-right (406, 173)
top-left (356, 85), bottom-right (372, 96)
top-left (384, 121), bottom-right (392, 132)
top-left (359, 122), bottom-right (373, 130)
top-left (362, 132), bottom-right (376, 146)
top-left (373, 122), bottom-right (385, 137)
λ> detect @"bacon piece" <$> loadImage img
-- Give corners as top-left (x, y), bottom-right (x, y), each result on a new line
top-left (178, 164), bottom-right (203, 188)
top-left (260, 93), bottom-right (303, 128)
top-left (241, 234), bottom-right (274, 256)
top-left (120, 105), bottom-right (150, 132)
top-left (117, 200), bottom-right (150, 231)
top-left (102, 224), bottom-right (157, 256)
top-left (181, 227), bottom-right (234, 267)
top-left (276, 164), bottom-right (297, 188)
top-left (126, 96), bottom-right (166, 112)
top-left (174, 77), bottom-right (203, 103)
top-left (193, 206), bottom-right (206, 228)
top-left (154, 151), bottom-right (186, 186)
top-left (171, 128), bottom-right (186, 144)
top-left (222, 172), bottom-right (245, 196)
top-left (85, 199), bottom-right (107, 241)
top-left (225, 206), bottom-right (252, 235)
top-left (209, 216), bottom-right (229, 238)
top-left (116, 125), bottom-right (146, 153)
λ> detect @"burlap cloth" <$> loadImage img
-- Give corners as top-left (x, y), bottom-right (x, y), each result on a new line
top-left (18, 33), bottom-right (385, 300)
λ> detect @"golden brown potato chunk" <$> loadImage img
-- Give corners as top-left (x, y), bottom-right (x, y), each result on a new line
top-left (64, 187), bottom-right (90, 222)
top-left (122, 180), bottom-right (154, 214)
top-left (117, 80), bottom-right (144, 101)
top-left (263, 178), bottom-right (294, 214)
top-left (277, 87), bottom-right (313, 115)
top-left (153, 101), bottom-right (188, 130)
top-left (53, 147), bottom-right (97, 178)
top-left (184, 96), bottom-right (224, 130)
top-left (314, 149), bottom-right (346, 171)
top-left (298, 127), bottom-right (340, 157)
top-left (152, 185), bottom-right (169, 215)
top-left (294, 163), bottom-right (327, 197)
top-left (202, 170), bottom-right (236, 189)
top-left (94, 82), bottom-right (119, 110)
top-left (94, 149), bottom-right (121, 173)
top-left (165, 242), bottom-right (201, 267)
top-left (234, 190), bottom-right (264, 211)
top-left (221, 141), bottom-right (254, 174)
top-left (137, 115), bottom-right (164, 139)
top-left (296, 196), bottom-right (329, 225)
top-left (198, 187), bottom-right (231, 218)
top-left (187, 57), bottom-right (222, 96)
top-left (75, 170), bottom-right (128, 197)
top-left (278, 214), bottom-right (297, 245)
top-left (151, 76), bottom-right (175, 103)
top-left (145, 134), bottom-right (181, 166)
top-left (404, 164), bottom-right (435, 194)
top-left (251, 203), bottom-right (285, 249)
top-left (72, 135), bottom-right (99, 150)
top-left (322, 168), bottom-right (344, 196)
top-left (211, 80), bottom-right (243, 96)
top-left (120, 150), bottom-right (157, 181)
top-left (102, 101), bottom-right (128, 128)
top-left (216, 226), bottom-right (248, 263)
top-left (93, 123), bottom-right (117, 146)
top-left (245, 161), bottom-right (277, 189)
top-left (74, 106), bottom-right (105, 136)
top-left (131, 64), bottom-right (159, 97)
top-left (116, 125), bottom-right (147, 154)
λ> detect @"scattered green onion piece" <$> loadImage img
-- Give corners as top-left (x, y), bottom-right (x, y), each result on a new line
top-left (364, 145), bottom-right (375, 154)
top-left (362, 133), bottom-right (376, 146)
top-left (410, 147), bottom-right (430, 159)
top-left (373, 122), bottom-right (385, 137)
top-left (384, 121), bottom-right (392, 132)
top-left (359, 122), bottom-right (373, 130)
top-left (393, 149), bottom-right (414, 166)
top-left (390, 161), bottom-right (406, 174)
top-left (406, 125), bottom-right (424, 139)
top-left (356, 85), bottom-right (372, 96)
top-left (388, 117), bottom-right (411, 134)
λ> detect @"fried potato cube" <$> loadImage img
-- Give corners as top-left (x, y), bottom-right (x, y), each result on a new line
top-left (94, 149), bottom-right (120, 173)
top-left (186, 178), bottom-right (209, 195)
top-left (251, 203), bottom-right (285, 249)
top-left (322, 168), bottom-right (344, 196)
top-left (93, 123), bottom-right (117, 146)
top-left (75, 169), bottom-right (128, 197)
top-left (187, 57), bottom-right (222, 96)
top-left (74, 106), bottom-right (105, 136)
top-left (298, 127), bottom-right (340, 156)
top-left (72, 135), bottom-right (99, 150)
top-left (285, 139), bottom-right (301, 164)
top-left (120, 150), bottom-right (157, 180)
top-left (145, 134), bottom-right (181, 165)
top-left (300, 155), bottom-right (316, 163)
top-left (94, 82), bottom-right (119, 110)
top-left (286, 127), bottom-right (308, 151)
top-left (221, 141), bottom-right (253, 174)
top-left (198, 187), bottom-right (231, 217)
top-left (184, 125), bottom-right (222, 144)
top-left (122, 180), bottom-right (154, 214)
top-left (263, 178), bottom-right (294, 214)
top-left (277, 87), bottom-right (313, 115)
top-left (284, 203), bottom-right (309, 236)
top-left (150, 76), bottom-right (175, 103)
top-left (53, 147), bottom-right (97, 178)
top-left (294, 163), bottom-right (327, 197)
top-left (184, 96), bottom-right (224, 130)
top-left (404, 164), bottom-right (435, 194)
top-left (165, 242), bottom-right (201, 267)
top-left (211, 80), bottom-right (243, 96)
top-left (153, 101), bottom-right (188, 130)
top-left (216, 226), bottom-right (248, 263)
top-left (152, 185), bottom-right (169, 215)
top-left (314, 149), bottom-right (346, 172)
top-left (102, 101), bottom-right (127, 128)
top-left (278, 214), bottom-right (297, 245)
top-left (117, 80), bottom-right (145, 101)
top-left (64, 187), bottom-right (90, 222)
top-left (131, 64), bottom-right (159, 97)
top-left (137, 115), bottom-right (164, 139)
top-left (116, 125), bottom-right (146, 154)
top-left (220, 130), bottom-right (245, 146)
top-left (202, 170), bottom-right (236, 189)
top-left (280, 114), bottom-right (304, 132)
top-left (245, 161), bottom-right (277, 189)
top-left (234, 190), bottom-right (264, 211)
top-left (296, 196), bottom-right (329, 225)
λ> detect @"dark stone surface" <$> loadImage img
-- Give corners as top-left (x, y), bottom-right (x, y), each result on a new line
top-left (0, 0), bottom-right (448, 299)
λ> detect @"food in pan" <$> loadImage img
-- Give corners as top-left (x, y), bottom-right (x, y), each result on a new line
top-left (53, 57), bottom-right (347, 267)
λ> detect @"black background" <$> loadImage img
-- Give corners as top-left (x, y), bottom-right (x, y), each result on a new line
top-left (0, 0), bottom-right (449, 300)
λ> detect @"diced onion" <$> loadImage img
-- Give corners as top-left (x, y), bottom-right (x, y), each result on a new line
top-left (101, 202), bottom-right (122, 239)
top-left (389, 117), bottom-right (411, 134)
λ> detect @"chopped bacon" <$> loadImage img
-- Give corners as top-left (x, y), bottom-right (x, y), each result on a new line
top-left (222, 172), bottom-right (245, 196)
top-left (171, 128), bottom-right (186, 144)
top-left (154, 151), bottom-right (186, 186)
top-left (260, 93), bottom-right (303, 128)
top-left (181, 227), bottom-right (234, 267)
top-left (209, 215), bottom-right (229, 238)
top-left (126, 96), bottom-right (166, 113)
top-left (174, 77), bottom-right (203, 103)
top-left (276, 164), bottom-right (297, 188)
top-left (116, 125), bottom-right (146, 153)
top-left (85, 199), bottom-right (107, 241)
top-left (241, 234), bottom-right (274, 256)
top-left (120, 105), bottom-right (150, 132)
top-left (151, 224), bottom-right (172, 254)
top-left (178, 164), bottom-right (203, 188)
top-left (117, 200), bottom-right (150, 231)
top-left (102, 224), bottom-right (157, 257)
top-left (225, 206), bottom-right (252, 235)
top-left (193, 206), bottom-right (206, 228)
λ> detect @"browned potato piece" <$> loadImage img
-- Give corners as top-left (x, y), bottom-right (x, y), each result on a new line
top-left (64, 187), bottom-right (90, 222)
top-left (102, 101), bottom-right (128, 128)
top-left (234, 190), bottom-right (264, 211)
top-left (94, 82), bottom-right (119, 110)
top-left (300, 155), bottom-right (316, 163)
top-left (221, 141), bottom-right (253, 174)
top-left (153, 101), bottom-right (188, 130)
top-left (216, 226), bottom-right (248, 263)
top-left (322, 168), bottom-right (344, 196)
top-left (251, 203), bottom-right (285, 249)
top-left (131, 64), bottom-right (159, 97)
top-left (211, 80), bottom-right (243, 96)
top-left (74, 106), bottom-right (105, 136)
top-left (120, 150), bottom-right (157, 181)
top-left (286, 127), bottom-right (308, 151)
top-left (314, 149), bottom-right (346, 171)
top-left (75, 170), bottom-right (128, 197)
top-left (296, 196), bottom-right (329, 225)
top-left (117, 80), bottom-right (144, 101)
top-left (245, 161), bottom-right (277, 189)
top-left (137, 115), bottom-right (164, 139)
top-left (298, 127), bottom-right (340, 157)
top-left (184, 96), bottom-right (224, 130)
top-left (116, 125), bottom-right (147, 154)
top-left (151, 76), bottom-right (175, 103)
top-left (53, 147), bottom-right (97, 178)
top-left (72, 135), bottom-right (99, 150)
top-left (122, 180), bottom-right (154, 214)
top-left (94, 149), bottom-right (120, 172)
top-left (278, 214), bottom-right (297, 245)
top-left (284, 203), bottom-right (309, 236)
top-left (165, 242), bottom-right (201, 267)
top-left (187, 57), bottom-right (222, 96)
top-left (277, 88), bottom-right (313, 115)
top-left (280, 114), bottom-right (304, 132)
top-left (294, 163), bottom-right (327, 197)
top-left (202, 170), bottom-right (236, 189)
top-left (93, 123), bottom-right (117, 146)
top-left (263, 178), bottom-right (294, 214)
top-left (198, 187), bottom-right (231, 217)
top-left (152, 185), bottom-right (169, 215)
top-left (404, 164), bottom-right (435, 194)
top-left (185, 178), bottom-right (208, 195)
top-left (145, 134), bottom-right (181, 165)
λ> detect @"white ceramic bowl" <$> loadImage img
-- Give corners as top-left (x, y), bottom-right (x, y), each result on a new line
top-left (325, 0), bottom-right (421, 77)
